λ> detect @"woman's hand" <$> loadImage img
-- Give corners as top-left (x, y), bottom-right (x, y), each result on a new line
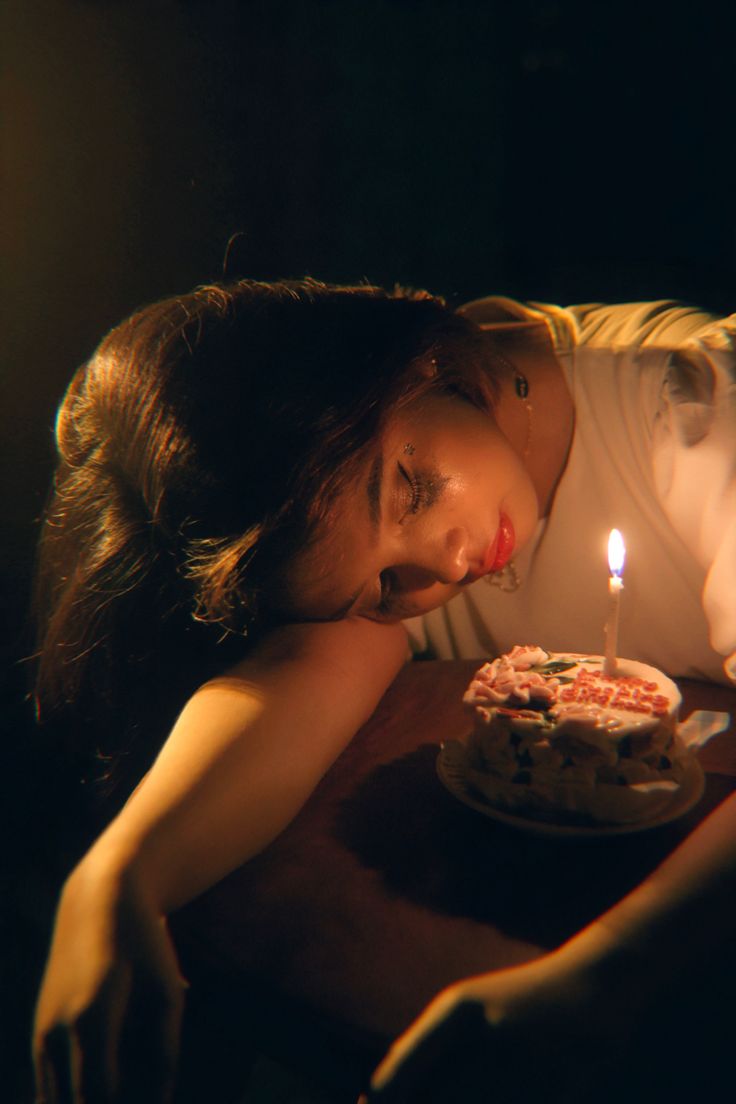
top-left (362, 949), bottom-right (617, 1104)
top-left (32, 617), bottom-right (406, 1102)
top-left (33, 853), bottom-right (188, 1104)
top-left (33, 617), bottom-right (407, 1102)
top-left (366, 791), bottom-right (736, 1103)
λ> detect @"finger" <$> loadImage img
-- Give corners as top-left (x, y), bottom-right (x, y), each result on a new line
top-left (367, 999), bottom-right (488, 1102)
top-left (118, 974), bottom-right (186, 1103)
top-left (34, 1024), bottom-right (74, 1104)
top-left (161, 983), bottom-right (186, 1097)
top-left (71, 999), bottom-right (127, 1104)
top-left (368, 988), bottom-right (463, 1095)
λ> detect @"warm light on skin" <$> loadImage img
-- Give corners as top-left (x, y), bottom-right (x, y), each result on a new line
top-left (288, 393), bottom-right (540, 623)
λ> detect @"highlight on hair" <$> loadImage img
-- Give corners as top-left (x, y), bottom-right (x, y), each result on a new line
top-left (33, 277), bottom-right (497, 784)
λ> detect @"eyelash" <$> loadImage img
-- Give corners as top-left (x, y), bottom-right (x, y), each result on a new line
top-left (398, 463), bottom-right (427, 519)
top-left (372, 464), bottom-right (436, 617)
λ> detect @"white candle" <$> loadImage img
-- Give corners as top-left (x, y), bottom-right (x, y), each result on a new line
top-left (603, 529), bottom-right (626, 676)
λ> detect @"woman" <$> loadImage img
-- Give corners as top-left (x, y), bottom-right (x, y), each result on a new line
top-left (32, 279), bottom-right (735, 1102)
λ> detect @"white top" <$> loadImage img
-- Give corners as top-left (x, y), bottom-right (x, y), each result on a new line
top-left (406, 298), bottom-right (736, 685)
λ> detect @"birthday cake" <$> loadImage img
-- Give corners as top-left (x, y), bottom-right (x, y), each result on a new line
top-left (461, 645), bottom-right (690, 826)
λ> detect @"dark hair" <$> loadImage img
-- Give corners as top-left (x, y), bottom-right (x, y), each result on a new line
top-left (33, 278), bottom-right (496, 790)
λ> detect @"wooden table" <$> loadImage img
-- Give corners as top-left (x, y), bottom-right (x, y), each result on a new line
top-left (171, 662), bottom-right (736, 1100)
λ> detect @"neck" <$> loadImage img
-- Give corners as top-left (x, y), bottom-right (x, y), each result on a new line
top-left (488, 328), bottom-right (574, 517)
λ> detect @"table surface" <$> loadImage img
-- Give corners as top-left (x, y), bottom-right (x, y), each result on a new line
top-left (172, 661), bottom-right (736, 1089)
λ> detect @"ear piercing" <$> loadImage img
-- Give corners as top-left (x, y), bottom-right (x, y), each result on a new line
top-left (492, 350), bottom-right (534, 461)
top-left (404, 443), bottom-right (415, 455)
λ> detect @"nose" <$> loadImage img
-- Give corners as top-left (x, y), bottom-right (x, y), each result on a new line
top-left (430, 526), bottom-right (469, 584)
top-left (391, 526), bottom-right (470, 595)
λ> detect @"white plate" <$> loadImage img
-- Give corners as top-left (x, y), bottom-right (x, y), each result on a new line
top-left (436, 739), bottom-right (705, 838)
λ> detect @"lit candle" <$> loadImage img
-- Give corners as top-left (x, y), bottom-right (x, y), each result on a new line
top-left (603, 529), bottom-right (625, 677)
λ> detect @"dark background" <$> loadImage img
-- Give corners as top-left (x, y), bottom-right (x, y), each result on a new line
top-left (2, 0), bottom-right (735, 1099)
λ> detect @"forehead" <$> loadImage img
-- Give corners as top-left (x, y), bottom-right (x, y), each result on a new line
top-left (281, 391), bottom-right (476, 621)
top-left (284, 444), bottom-right (382, 620)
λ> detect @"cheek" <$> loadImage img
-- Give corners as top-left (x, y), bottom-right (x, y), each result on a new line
top-left (404, 580), bottom-right (461, 617)
top-left (455, 433), bottom-right (516, 501)
top-left (508, 468), bottom-right (540, 540)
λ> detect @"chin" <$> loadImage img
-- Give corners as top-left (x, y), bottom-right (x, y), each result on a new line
top-left (511, 492), bottom-right (540, 551)
top-left (410, 587), bottom-right (461, 619)
top-left (514, 516), bottom-right (536, 554)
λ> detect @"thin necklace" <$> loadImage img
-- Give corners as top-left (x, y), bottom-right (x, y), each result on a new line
top-left (483, 348), bottom-right (532, 593)
top-left (491, 348), bottom-right (534, 460)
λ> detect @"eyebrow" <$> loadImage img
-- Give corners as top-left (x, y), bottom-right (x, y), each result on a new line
top-left (309, 452), bottom-right (383, 622)
top-left (366, 452), bottom-right (383, 531)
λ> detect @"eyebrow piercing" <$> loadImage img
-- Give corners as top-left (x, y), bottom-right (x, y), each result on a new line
top-left (403, 443), bottom-right (415, 455)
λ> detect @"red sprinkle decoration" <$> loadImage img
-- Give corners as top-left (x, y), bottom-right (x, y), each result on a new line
top-left (558, 671), bottom-right (670, 717)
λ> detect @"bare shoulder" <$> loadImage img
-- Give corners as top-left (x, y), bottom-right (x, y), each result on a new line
top-left (196, 617), bottom-right (408, 720)
top-left (150, 620), bottom-right (409, 818)
top-left (239, 617), bottom-right (407, 667)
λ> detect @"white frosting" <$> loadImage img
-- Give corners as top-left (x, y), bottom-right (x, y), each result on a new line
top-left (462, 646), bottom-right (560, 707)
top-left (463, 648), bottom-right (688, 825)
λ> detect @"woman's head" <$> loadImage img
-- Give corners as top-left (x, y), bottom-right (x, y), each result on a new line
top-left (286, 387), bottom-right (539, 624)
top-left (35, 277), bottom-right (499, 721)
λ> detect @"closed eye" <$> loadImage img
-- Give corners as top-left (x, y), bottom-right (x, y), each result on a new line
top-left (398, 463), bottom-right (449, 521)
top-left (397, 463), bottom-right (425, 519)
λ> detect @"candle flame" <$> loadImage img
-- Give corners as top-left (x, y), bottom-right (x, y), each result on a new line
top-left (608, 528), bottom-right (626, 577)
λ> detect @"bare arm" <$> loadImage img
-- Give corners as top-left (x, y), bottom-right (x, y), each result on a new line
top-left (34, 617), bottom-right (407, 1103)
top-left (367, 789), bottom-right (736, 1102)
top-left (99, 617), bottom-right (407, 910)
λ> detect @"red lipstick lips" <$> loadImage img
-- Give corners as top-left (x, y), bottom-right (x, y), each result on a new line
top-left (487, 513), bottom-right (515, 574)
top-left (464, 514), bottom-right (516, 585)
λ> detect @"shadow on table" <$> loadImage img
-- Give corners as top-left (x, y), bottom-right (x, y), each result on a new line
top-left (335, 744), bottom-right (735, 949)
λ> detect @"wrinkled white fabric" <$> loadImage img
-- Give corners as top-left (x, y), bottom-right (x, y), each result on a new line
top-left (406, 299), bottom-right (736, 684)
